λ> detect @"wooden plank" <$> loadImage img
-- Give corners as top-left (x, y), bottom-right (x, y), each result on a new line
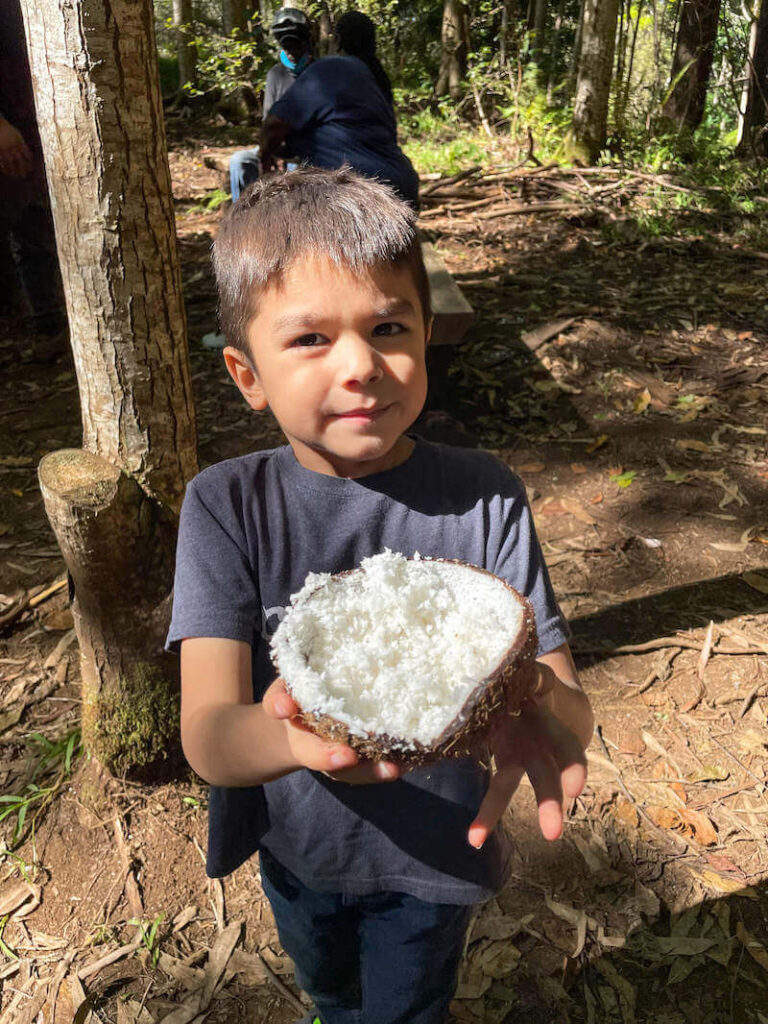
top-left (421, 242), bottom-right (475, 347)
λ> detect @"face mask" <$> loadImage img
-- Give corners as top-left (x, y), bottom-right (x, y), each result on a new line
top-left (279, 50), bottom-right (309, 74)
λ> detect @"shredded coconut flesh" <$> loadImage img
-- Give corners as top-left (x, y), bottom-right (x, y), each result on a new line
top-left (271, 551), bottom-right (524, 748)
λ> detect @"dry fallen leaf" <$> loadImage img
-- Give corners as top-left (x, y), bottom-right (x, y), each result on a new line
top-left (736, 923), bottom-right (768, 972)
top-left (687, 868), bottom-right (757, 897)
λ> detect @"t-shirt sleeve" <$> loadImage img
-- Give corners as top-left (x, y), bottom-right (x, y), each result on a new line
top-left (486, 462), bottom-right (570, 656)
top-left (165, 475), bottom-right (260, 653)
top-left (269, 62), bottom-right (332, 131)
top-left (263, 67), bottom-right (278, 119)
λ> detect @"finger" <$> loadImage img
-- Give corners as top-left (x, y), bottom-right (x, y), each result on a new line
top-left (468, 763), bottom-right (525, 849)
top-left (285, 720), bottom-right (359, 772)
top-left (525, 750), bottom-right (564, 841)
top-left (562, 759), bottom-right (588, 800)
top-left (324, 760), bottom-right (401, 785)
top-left (262, 677), bottom-right (298, 719)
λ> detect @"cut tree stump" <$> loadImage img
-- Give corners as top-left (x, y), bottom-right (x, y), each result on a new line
top-left (421, 242), bottom-right (475, 347)
top-left (38, 449), bottom-right (182, 778)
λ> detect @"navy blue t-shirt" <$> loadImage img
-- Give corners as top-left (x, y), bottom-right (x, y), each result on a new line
top-left (268, 56), bottom-right (420, 207)
top-left (167, 439), bottom-right (570, 901)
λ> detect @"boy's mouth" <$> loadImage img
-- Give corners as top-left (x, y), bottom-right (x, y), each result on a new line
top-left (334, 403), bottom-right (391, 420)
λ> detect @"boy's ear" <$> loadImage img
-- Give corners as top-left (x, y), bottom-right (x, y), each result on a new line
top-left (223, 345), bottom-right (268, 411)
top-left (425, 316), bottom-right (434, 349)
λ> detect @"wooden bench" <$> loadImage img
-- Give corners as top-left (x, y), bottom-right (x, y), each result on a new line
top-left (421, 242), bottom-right (475, 347)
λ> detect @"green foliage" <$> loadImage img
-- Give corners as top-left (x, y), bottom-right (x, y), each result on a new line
top-left (157, 54), bottom-right (180, 98)
top-left (0, 915), bottom-right (18, 962)
top-left (0, 729), bottom-right (82, 850)
top-left (184, 28), bottom-right (266, 97)
top-left (195, 187), bottom-right (231, 211)
top-left (129, 913), bottom-right (165, 968)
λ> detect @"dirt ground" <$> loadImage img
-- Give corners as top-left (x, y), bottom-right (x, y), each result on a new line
top-left (0, 127), bottom-right (767, 1023)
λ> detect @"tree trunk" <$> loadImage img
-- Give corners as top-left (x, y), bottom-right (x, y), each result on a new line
top-left (567, 0), bottom-right (620, 162)
top-left (566, 0), bottom-right (586, 98)
top-left (173, 0), bottom-right (198, 90)
top-left (528, 0), bottom-right (548, 64)
top-left (435, 0), bottom-right (469, 98)
top-left (662, 0), bottom-right (721, 131)
top-left (736, 0), bottom-right (768, 155)
top-left (222, 0), bottom-right (247, 35)
top-left (20, 0), bottom-right (199, 777)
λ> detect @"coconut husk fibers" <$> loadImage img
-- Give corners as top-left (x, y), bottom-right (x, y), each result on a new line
top-left (274, 559), bottom-right (539, 768)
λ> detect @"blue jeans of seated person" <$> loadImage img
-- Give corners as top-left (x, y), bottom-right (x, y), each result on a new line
top-left (259, 847), bottom-right (472, 1024)
top-left (229, 147), bottom-right (298, 201)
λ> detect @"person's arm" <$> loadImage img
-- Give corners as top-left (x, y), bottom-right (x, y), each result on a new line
top-left (180, 636), bottom-right (402, 787)
top-left (0, 114), bottom-right (33, 178)
top-left (467, 642), bottom-right (593, 848)
top-left (258, 115), bottom-right (292, 173)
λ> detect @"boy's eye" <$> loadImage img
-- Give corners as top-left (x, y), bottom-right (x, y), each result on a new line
top-left (372, 322), bottom-right (406, 337)
top-left (292, 333), bottom-right (327, 348)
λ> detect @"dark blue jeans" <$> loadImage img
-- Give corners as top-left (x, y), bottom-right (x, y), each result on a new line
top-left (259, 847), bottom-right (472, 1024)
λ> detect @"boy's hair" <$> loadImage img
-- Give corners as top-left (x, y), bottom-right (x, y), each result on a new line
top-left (213, 166), bottom-right (430, 354)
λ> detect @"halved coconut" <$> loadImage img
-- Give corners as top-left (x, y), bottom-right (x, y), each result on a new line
top-left (270, 551), bottom-right (538, 766)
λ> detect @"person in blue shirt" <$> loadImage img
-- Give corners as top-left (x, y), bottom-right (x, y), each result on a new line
top-left (259, 14), bottom-right (419, 207)
top-left (228, 8), bottom-right (314, 201)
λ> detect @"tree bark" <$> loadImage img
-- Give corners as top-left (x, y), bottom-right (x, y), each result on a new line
top-left (20, 0), bottom-right (199, 776)
top-left (39, 451), bottom-right (182, 777)
top-left (568, 0), bottom-right (620, 162)
top-left (173, 0), bottom-right (198, 90)
top-left (435, 0), bottom-right (469, 98)
top-left (222, 0), bottom-right (247, 36)
top-left (736, 0), bottom-right (768, 155)
top-left (662, 0), bottom-right (721, 131)
top-left (528, 0), bottom-right (549, 64)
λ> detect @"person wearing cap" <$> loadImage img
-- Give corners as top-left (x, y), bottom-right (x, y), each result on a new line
top-left (228, 8), bottom-right (313, 201)
top-left (258, 12), bottom-right (419, 208)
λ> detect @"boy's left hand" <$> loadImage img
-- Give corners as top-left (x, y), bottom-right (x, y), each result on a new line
top-left (467, 670), bottom-right (588, 849)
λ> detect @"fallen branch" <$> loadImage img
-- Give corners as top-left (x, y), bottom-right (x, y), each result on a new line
top-left (256, 950), bottom-right (306, 1016)
top-left (477, 201), bottom-right (579, 220)
top-left (420, 165), bottom-right (482, 198)
top-left (573, 636), bottom-right (767, 657)
top-left (77, 935), bottom-right (143, 981)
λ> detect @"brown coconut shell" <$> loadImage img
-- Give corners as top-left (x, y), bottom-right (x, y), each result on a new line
top-left (273, 558), bottom-right (539, 768)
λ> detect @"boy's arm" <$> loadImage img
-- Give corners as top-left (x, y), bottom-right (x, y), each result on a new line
top-left (467, 642), bottom-right (593, 849)
top-left (181, 637), bottom-right (401, 787)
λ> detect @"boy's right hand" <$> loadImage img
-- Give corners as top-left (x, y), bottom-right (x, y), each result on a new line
top-left (263, 678), bottom-right (402, 785)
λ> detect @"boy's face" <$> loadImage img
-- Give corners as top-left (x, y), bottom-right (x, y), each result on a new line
top-left (224, 256), bottom-right (430, 478)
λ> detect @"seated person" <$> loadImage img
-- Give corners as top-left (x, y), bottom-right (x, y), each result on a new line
top-left (334, 10), bottom-right (393, 107)
top-left (260, 15), bottom-right (419, 208)
top-left (229, 7), bottom-right (313, 201)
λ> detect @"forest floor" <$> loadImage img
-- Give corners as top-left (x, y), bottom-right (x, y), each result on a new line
top-left (0, 124), bottom-right (767, 1024)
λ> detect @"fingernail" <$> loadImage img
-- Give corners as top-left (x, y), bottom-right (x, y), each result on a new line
top-left (376, 763), bottom-right (397, 780)
top-left (275, 696), bottom-right (292, 717)
top-left (330, 750), bottom-right (355, 769)
top-left (468, 826), bottom-right (485, 849)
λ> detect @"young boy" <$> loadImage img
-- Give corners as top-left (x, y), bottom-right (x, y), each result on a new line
top-left (167, 166), bottom-right (593, 1024)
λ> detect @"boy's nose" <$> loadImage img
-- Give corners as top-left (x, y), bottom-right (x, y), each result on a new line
top-left (338, 334), bottom-right (383, 387)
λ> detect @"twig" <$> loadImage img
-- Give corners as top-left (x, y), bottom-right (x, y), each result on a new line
top-left (708, 734), bottom-right (767, 790)
top-left (420, 165), bottom-right (481, 198)
top-left (256, 950), bottom-right (306, 1016)
top-left (738, 681), bottom-right (766, 719)
top-left (573, 636), bottom-right (766, 657)
top-left (77, 935), bottom-right (143, 981)
top-left (477, 201), bottom-right (579, 220)
top-left (636, 646), bottom-right (680, 694)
